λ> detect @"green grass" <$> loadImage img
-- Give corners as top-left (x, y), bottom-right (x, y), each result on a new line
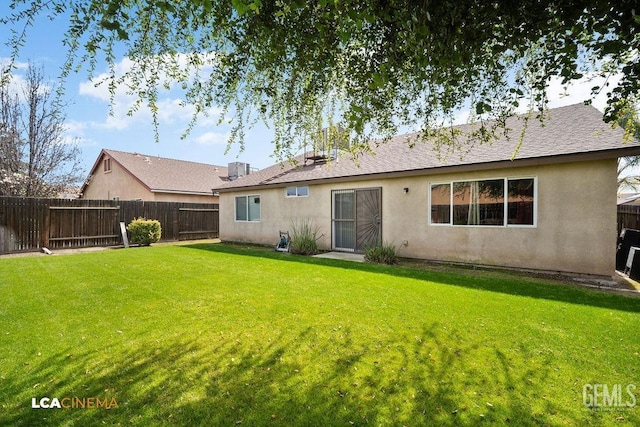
top-left (1, 243), bottom-right (639, 426)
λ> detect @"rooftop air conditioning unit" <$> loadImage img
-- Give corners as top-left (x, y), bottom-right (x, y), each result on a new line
top-left (228, 162), bottom-right (251, 180)
top-left (306, 126), bottom-right (349, 163)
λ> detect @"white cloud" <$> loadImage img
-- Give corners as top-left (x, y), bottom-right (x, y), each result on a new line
top-left (545, 72), bottom-right (622, 112)
top-left (0, 72), bottom-right (27, 97)
top-left (193, 131), bottom-right (230, 146)
top-left (77, 78), bottom-right (115, 102)
top-left (76, 56), bottom-right (227, 132)
top-left (0, 57), bottom-right (30, 71)
top-left (0, 63), bottom-right (56, 101)
top-left (78, 57), bottom-right (137, 101)
top-left (64, 120), bottom-right (88, 135)
top-left (156, 98), bottom-right (195, 124)
top-left (61, 120), bottom-right (99, 147)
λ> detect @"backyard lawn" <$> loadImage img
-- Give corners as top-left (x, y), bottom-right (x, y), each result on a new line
top-left (1, 243), bottom-right (639, 426)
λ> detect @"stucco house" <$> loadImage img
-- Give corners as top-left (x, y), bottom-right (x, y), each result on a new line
top-left (81, 149), bottom-right (228, 203)
top-left (214, 104), bottom-right (640, 276)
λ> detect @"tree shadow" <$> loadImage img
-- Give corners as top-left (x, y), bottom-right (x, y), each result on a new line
top-left (2, 322), bottom-right (615, 426)
top-left (178, 243), bottom-right (640, 313)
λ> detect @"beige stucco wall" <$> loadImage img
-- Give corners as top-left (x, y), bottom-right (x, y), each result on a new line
top-left (152, 192), bottom-right (219, 203)
top-left (220, 186), bottom-right (334, 249)
top-left (81, 157), bottom-right (219, 203)
top-left (220, 159), bottom-right (617, 276)
top-left (82, 159), bottom-right (151, 200)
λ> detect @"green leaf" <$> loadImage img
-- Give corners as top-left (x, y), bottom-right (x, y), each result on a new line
top-left (232, 0), bottom-right (249, 15)
top-left (100, 20), bottom-right (120, 31)
top-left (476, 102), bottom-right (492, 115)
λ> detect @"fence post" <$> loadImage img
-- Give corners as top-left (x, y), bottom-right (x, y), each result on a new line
top-left (173, 203), bottom-right (179, 240)
top-left (41, 204), bottom-right (50, 249)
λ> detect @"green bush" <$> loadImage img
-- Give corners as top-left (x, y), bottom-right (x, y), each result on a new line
top-left (127, 217), bottom-right (162, 246)
top-left (364, 241), bottom-right (398, 264)
top-left (290, 219), bottom-right (322, 255)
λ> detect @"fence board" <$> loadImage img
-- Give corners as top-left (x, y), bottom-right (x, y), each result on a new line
top-left (0, 197), bottom-right (219, 254)
top-left (49, 206), bottom-right (120, 210)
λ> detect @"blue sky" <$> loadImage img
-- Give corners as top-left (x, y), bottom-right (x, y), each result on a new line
top-left (0, 5), bottom-right (621, 180)
top-left (0, 5), bottom-right (279, 175)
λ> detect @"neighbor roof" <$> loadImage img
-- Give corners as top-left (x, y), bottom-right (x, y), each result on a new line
top-left (215, 104), bottom-right (640, 192)
top-left (618, 193), bottom-right (640, 205)
top-left (82, 149), bottom-right (228, 195)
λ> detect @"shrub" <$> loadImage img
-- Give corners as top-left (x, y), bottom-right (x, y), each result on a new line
top-left (290, 219), bottom-right (322, 255)
top-left (364, 241), bottom-right (398, 264)
top-left (127, 217), bottom-right (162, 246)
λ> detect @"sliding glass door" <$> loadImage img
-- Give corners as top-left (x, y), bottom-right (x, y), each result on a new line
top-left (332, 190), bottom-right (355, 251)
top-left (332, 188), bottom-right (381, 252)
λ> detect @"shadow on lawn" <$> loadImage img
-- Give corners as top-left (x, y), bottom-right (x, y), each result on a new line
top-left (179, 243), bottom-right (640, 313)
top-left (1, 322), bottom-right (604, 426)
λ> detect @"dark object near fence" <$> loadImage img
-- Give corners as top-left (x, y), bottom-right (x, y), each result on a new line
top-left (624, 246), bottom-right (640, 280)
top-left (0, 196), bottom-right (218, 254)
top-left (616, 228), bottom-right (640, 272)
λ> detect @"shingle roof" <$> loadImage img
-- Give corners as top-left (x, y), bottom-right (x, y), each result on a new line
top-left (618, 193), bottom-right (640, 205)
top-left (215, 104), bottom-right (640, 192)
top-left (87, 149), bottom-right (228, 195)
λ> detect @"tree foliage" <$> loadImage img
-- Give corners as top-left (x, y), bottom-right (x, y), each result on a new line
top-left (2, 1), bottom-right (639, 159)
top-left (0, 63), bottom-right (83, 197)
top-left (618, 156), bottom-right (640, 193)
top-left (617, 105), bottom-right (640, 192)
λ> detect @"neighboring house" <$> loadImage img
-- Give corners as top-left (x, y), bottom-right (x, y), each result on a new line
top-left (81, 149), bottom-right (228, 203)
top-left (214, 104), bottom-right (640, 276)
top-left (617, 193), bottom-right (640, 205)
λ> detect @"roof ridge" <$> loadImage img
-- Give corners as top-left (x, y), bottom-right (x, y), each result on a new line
top-left (103, 148), bottom-right (228, 169)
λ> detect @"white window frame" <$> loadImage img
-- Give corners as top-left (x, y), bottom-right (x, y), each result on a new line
top-left (285, 185), bottom-right (309, 197)
top-left (504, 176), bottom-right (537, 228)
top-left (428, 176), bottom-right (537, 228)
top-left (428, 182), bottom-right (452, 226)
top-left (235, 195), bottom-right (261, 222)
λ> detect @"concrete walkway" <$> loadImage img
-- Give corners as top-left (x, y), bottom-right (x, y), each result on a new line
top-left (313, 251), bottom-right (365, 262)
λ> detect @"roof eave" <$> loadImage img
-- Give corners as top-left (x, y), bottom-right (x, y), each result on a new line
top-left (150, 189), bottom-right (217, 196)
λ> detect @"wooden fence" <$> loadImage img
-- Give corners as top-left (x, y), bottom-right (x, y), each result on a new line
top-left (618, 204), bottom-right (640, 235)
top-left (0, 197), bottom-right (219, 254)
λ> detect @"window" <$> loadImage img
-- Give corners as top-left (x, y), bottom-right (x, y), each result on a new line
top-left (430, 183), bottom-right (451, 224)
top-left (507, 179), bottom-right (535, 225)
top-left (286, 186), bottom-right (309, 197)
top-left (453, 179), bottom-right (504, 226)
top-left (235, 195), bottom-right (261, 221)
top-left (429, 177), bottom-right (535, 226)
top-left (103, 158), bottom-right (111, 172)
